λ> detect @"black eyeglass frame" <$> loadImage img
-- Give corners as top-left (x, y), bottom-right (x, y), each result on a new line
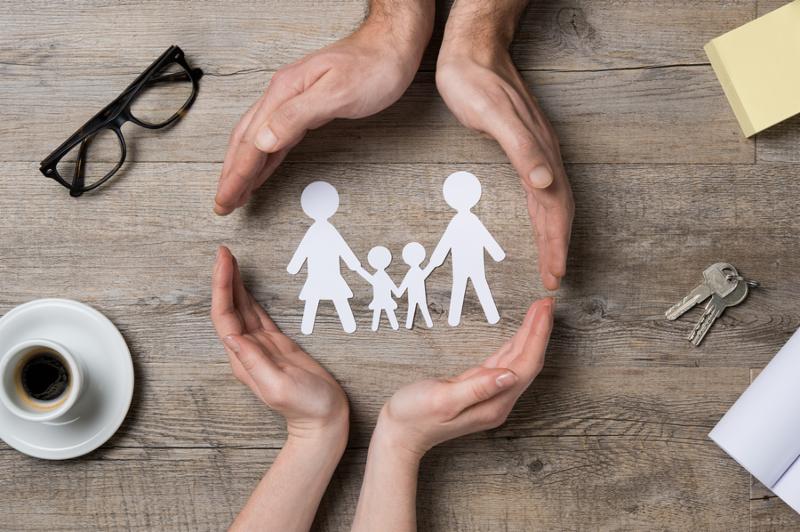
top-left (39, 45), bottom-right (203, 197)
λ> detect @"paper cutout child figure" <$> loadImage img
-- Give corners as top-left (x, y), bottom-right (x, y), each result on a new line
top-left (359, 246), bottom-right (400, 331)
top-left (287, 181), bottom-right (365, 335)
top-left (427, 171), bottom-right (506, 326)
top-left (398, 242), bottom-right (434, 329)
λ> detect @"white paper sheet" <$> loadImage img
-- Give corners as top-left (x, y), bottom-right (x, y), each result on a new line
top-left (709, 327), bottom-right (800, 512)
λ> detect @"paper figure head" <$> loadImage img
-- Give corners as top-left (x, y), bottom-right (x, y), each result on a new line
top-left (443, 171), bottom-right (482, 211)
top-left (402, 242), bottom-right (426, 267)
top-left (368, 246), bottom-right (392, 270)
top-left (301, 181), bottom-right (339, 221)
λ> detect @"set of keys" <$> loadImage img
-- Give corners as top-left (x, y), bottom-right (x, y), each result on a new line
top-left (665, 263), bottom-right (758, 346)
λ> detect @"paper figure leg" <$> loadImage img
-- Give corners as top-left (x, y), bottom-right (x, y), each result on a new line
top-left (333, 298), bottom-right (357, 333)
top-left (386, 308), bottom-right (399, 330)
top-left (405, 302), bottom-right (417, 329)
top-left (301, 299), bottom-right (319, 335)
top-left (472, 273), bottom-right (500, 324)
top-left (371, 309), bottom-right (380, 331)
top-left (418, 302), bottom-right (433, 328)
top-left (448, 276), bottom-right (468, 327)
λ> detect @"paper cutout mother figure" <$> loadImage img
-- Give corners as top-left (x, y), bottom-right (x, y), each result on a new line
top-left (288, 181), bottom-right (364, 335)
top-left (428, 171), bottom-right (506, 326)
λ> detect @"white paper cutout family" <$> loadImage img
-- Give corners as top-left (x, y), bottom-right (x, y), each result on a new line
top-left (288, 171), bottom-right (506, 334)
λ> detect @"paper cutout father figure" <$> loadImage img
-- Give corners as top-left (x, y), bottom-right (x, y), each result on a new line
top-left (428, 171), bottom-right (506, 326)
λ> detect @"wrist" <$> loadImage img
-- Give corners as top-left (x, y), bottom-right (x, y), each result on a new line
top-left (439, 0), bottom-right (522, 65)
top-left (287, 411), bottom-right (349, 455)
top-left (359, 1), bottom-right (434, 73)
top-left (372, 408), bottom-right (427, 465)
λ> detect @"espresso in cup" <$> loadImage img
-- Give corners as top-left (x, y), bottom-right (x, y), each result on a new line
top-left (15, 348), bottom-right (71, 410)
top-left (0, 339), bottom-right (84, 422)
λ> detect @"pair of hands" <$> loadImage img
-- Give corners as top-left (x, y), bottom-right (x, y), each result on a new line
top-left (213, 3), bottom-right (573, 291)
top-left (211, 246), bottom-right (554, 458)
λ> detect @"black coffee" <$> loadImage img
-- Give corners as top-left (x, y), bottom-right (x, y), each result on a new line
top-left (20, 352), bottom-right (69, 401)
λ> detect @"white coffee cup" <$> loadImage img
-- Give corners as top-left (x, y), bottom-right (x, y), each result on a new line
top-left (0, 339), bottom-right (85, 422)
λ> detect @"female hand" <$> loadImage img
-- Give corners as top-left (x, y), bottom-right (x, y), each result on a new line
top-left (376, 297), bottom-right (554, 458)
top-left (211, 245), bottom-right (349, 442)
top-left (436, 3), bottom-right (574, 291)
top-left (214, 3), bottom-right (434, 215)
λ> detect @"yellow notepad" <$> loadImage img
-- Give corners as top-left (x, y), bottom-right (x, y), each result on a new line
top-left (705, 0), bottom-right (800, 137)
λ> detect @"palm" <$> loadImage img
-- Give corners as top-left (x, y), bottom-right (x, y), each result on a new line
top-left (211, 246), bottom-right (347, 436)
top-left (436, 57), bottom-right (574, 290)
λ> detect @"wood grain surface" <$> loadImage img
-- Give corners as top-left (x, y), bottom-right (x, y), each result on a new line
top-left (1, 0), bottom-right (799, 530)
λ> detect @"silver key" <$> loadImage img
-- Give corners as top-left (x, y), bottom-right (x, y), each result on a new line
top-left (688, 278), bottom-right (750, 346)
top-left (665, 263), bottom-right (740, 320)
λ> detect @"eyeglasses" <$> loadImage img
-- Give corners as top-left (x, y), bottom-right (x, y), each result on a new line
top-left (39, 45), bottom-right (203, 197)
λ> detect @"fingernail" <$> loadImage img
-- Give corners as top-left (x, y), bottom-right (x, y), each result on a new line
top-left (528, 166), bottom-right (553, 188)
top-left (255, 128), bottom-right (277, 152)
top-left (223, 335), bottom-right (240, 353)
top-left (496, 371), bottom-right (518, 388)
top-left (214, 201), bottom-right (231, 216)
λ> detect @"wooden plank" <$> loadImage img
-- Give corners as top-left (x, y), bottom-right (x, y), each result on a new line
top-left (750, 492), bottom-right (800, 531)
top-left (0, 67), bottom-right (752, 164)
top-left (756, 115), bottom-right (800, 163)
top-left (0, 435), bottom-right (749, 531)
top-left (1, 162), bottom-right (795, 371)
top-left (0, 362), bottom-right (748, 450)
top-left (0, 1), bottom-right (755, 75)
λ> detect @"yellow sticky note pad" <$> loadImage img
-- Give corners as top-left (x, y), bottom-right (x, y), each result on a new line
top-left (705, 0), bottom-right (800, 137)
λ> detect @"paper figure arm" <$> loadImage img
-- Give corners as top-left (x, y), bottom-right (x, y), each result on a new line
top-left (480, 223), bottom-right (506, 262)
top-left (397, 273), bottom-right (410, 296)
top-left (287, 232), bottom-right (311, 274)
top-left (334, 230), bottom-right (363, 272)
top-left (355, 267), bottom-right (373, 284)
top-left (421, 263), bottom-right (435, 279)
top-left (428, 222), bottom-right (454, 268)
top-left (391, 277), bottom-right (402, 298)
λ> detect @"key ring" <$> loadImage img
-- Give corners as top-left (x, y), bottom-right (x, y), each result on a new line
top-left (725, 272), bottom-right (759, 288)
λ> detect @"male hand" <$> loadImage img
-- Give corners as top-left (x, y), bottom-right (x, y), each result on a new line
top-left (436, 3), bottom-right (574, 291)
top-left (375, 298), bottom-right (554, 458)
top-left (211, 245), bottom-right (349, 441)
top-left (214, 6), bottom-right (433, 215)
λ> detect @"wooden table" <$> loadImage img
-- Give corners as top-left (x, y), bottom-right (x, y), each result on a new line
top-left (2, 1), bottom-right (799, 530)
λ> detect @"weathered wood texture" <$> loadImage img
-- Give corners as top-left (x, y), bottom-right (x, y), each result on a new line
top-left (0, 438), bottom-right (750, 532)
top-left (1, 0), bottom-right (800, 530)
top-left (1, 69), bottom-right (751, 165)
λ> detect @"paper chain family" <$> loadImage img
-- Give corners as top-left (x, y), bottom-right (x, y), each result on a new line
top-left (288, 171), bottom-right (506, 334)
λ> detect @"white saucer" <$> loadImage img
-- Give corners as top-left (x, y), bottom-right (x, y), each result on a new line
top-left (0, 299), bottom-right (134, 459)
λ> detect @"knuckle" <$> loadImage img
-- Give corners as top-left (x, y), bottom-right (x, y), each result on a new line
top-left (232, 367), bottom-right (247, 383)
top-left (273, 101), bottom-right (303, 130)
top-left (510, 130), bottom-right (538, 153)
top-left (470, 381), bottom-right (492, 402)
top-left (481, 406), bottom-right (509, 429)
top-left (238, 351), bottom-right (258, 372)
top-left (270, 68), bottom-right (290, 87)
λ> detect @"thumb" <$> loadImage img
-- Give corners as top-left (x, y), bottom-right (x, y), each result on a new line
top-left (223, 334), bottom-right (284, 386)
top-left (446, 367), bottom-right (519, 413)
top-left (487, 111), bottom-right (553, 190)
top-left (254, 86), bottom-right (334, 154)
